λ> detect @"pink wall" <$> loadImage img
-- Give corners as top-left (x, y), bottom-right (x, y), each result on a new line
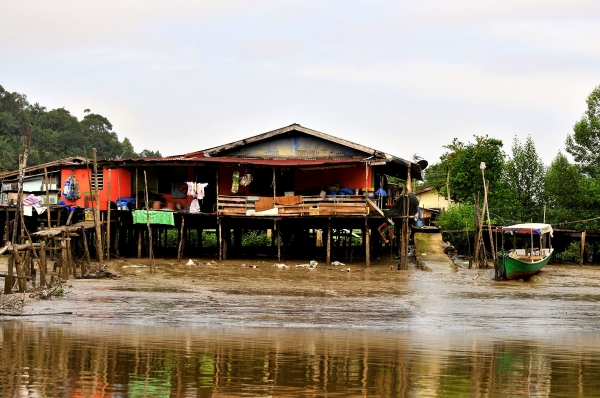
top-left (60, 168), bottom-right (131, 210)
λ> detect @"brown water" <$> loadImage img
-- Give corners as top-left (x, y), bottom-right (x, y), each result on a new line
top-left (2, 322), bottom-right (600, 397)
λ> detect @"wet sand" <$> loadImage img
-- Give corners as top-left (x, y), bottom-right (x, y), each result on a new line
top-left (2, 250), bottom-right (600, 331)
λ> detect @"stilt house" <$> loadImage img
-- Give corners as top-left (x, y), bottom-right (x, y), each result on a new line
top-left (101, 124), bottom-right (426, 264)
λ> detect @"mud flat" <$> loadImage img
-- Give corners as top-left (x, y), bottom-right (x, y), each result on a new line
top-left (2, 254), bottom-right (600, 331)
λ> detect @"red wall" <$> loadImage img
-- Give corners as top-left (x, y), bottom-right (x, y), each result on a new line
top-left (294, 165), bottom-right (372, 192)
top-left (216, 165), bottom-right (373, 196)
top-left (60, 168), bottom-right (131, 210)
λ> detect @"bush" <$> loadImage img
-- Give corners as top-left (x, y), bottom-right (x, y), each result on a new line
top-left (242, 231), bottom-right (272, 246)
top-left (437, 204), bottom-right (477, 254)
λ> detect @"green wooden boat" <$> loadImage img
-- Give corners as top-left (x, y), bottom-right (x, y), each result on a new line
top-left (496, 223), bottom-right (553, 280)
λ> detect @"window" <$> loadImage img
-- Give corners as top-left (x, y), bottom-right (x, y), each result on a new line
top-left (92, 168), bottom-right (104, 190)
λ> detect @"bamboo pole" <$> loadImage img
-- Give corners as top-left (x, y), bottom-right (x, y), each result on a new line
top-left (365, 218), bottom-right (371, 267)
top-left (92, 148), bottom-right (103, 264)
top-left (39, 240), bottom-right (47, 287)
top-left (44, 167), bottom-right (51, 228)
top-left (107, 168), bottom-right (111, 258)
top-left (135, 167), bottom-right (139, 209)
top-left (580, 231), bottom-right (586, 266)
top-left (326, 218), bottom-right (331, 265)
top-left (277, 220), bottom-right (282, 263)
top-left (143, 171), bottom-right (154, 272)
top-left (80, 226), bottom-right (90, 275)
top-left (177, 215), bottom-right (185, 262)
top-left (116, 167), bottom-right (120, 256)
top-left (272, 167), bottom-right (276, 198)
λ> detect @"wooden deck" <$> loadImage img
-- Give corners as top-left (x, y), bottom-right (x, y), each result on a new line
top-left (217, 195), bottom-right (369, 217)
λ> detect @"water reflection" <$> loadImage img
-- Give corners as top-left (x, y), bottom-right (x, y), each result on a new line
top-left (2, 322), bottom-right (600, 397)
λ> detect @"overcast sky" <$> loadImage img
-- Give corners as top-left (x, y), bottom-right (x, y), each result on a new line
top-left (2, 1), bottom-right (599, 166)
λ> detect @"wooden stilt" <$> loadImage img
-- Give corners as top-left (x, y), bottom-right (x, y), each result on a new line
top-left (60, 238), bottom-right (68, 281)
top-left (92, 148), bottom-right (103, 264)
top-left (218, 217), bottom-right (223, 261)
top-left (5, 254), bottom-right (14, 294)
top-left (81, 226), bottom-right (90, 275)
top-left (580, 231), bottom-right (586, 266)
top-left (277, 220), bottom-right (281, 262)
top-left (177, 215), bottom-right (185, 262)
top-left (115, 215), bottom-right (120, 257)
top-left (143, 171), bottom-right (154, 272)
top-left (44, 167), bottom-right (52, 228)
top-left (326, 218), bottom-right (332, 265)
top-left (137, 230), bottom-right (142, 259)
top-left (365, 219), bottom-right (371, 267)
top-left (39, 240), bottom-right (47, 288)
top-left (107, 168), bottom-right (111, 259)
top-left (66, 237), bottom-right (74, 278)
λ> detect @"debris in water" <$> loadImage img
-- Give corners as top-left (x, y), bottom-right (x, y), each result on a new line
top-left (186, 259), bottom-right (195, 266)
top-left (274, 264), bottom-right (289, 270)
top-left (473, 274), bottom-right (479, 280)
top-left (331, 261), bottom-right (345, 266)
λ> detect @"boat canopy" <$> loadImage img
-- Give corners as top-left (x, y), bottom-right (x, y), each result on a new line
top-left (498, 223), bottom-right (553, 236)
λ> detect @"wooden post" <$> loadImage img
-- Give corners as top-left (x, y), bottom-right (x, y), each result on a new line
top-left (277, 220), bottom-right (281, 262)
top-left (326, 218), bottom-right (332, 265)
top-left (399, 192), bottom-right (409, 270)
top-left (217, 217), bottom-right (223, 261)
top-left (66, 237), bottom-right (74, 278)
top-left (143, 171), bottom-right (154, 271)
top-left (81, 226), bottom-right (90, 275)
top-left (60, 238), bottom-right (68, 281)
top-left (92, 148), bottom-right (103, 264)
top-left (222, 223), bottom-right (228, 261)
top-left (365, 219), bottom-right (371, 267)
top-left (39, 240), bottom-right (47, 288)
top-left (177, 215), bottom-right (185, 262)
top-left (272, 167), bottom-right (276, 198)
top-left (107, 168), bottom-right (111, 259)
top-left (5, 254), bottom-right (14, 294)
top-left (44, 166), bottom-right (51, 228)
top-left (135, 167), bottom-right (139, 209)
top-left (580, 231), bottom-right (586, 266)
top-left (137, 230), bottom-right (142, 259)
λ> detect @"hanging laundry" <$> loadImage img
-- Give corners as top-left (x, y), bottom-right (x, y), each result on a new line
top-left (62, 173), bottom-right (81, 200)
top-left (197, 183), bottom-right (208, 199)
top-left (231, 171), bottom-right (240, 194)
top-left (186, 182), bottom-right (195, 196)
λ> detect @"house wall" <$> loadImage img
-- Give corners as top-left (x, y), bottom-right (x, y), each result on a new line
top-left (60, 168), bottom-right (131, 210)
top-left (416, 190), bottom-right (452, 210)
top-left (294, 166), bottom-right (372, 192)
top-left (217, 165), bottom-right (372, 196)
top-left (221, 134), bottom-right (367, 158)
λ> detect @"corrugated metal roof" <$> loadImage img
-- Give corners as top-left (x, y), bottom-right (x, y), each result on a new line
top-left (112, 156), bottom-right (366, 166)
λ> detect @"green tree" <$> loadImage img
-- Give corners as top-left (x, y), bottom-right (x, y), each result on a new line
top-left (448, 135), bottom-right (506, 203)
top-left (504, 135), bottom-right (546, 221)
top-left (566, 84), bottom-right (600, 178)
top-left (0, 85), bottom-right (162, 170)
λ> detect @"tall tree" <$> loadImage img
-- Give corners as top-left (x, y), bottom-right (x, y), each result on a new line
top-left (504, 135), bottom-right (546, 221)
top-left (448, 135), bottom-right (506, 204)
top-left (566, 84), bottom-right (600, 178)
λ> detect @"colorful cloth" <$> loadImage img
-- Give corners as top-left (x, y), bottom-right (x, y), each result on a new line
top-left (62, 174), bottom-right (81, 200)
top-left (132, 210), bottom-right (175, 226)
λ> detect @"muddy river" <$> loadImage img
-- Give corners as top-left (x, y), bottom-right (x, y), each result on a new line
top-left (2, 255), bottom-right (600, 396)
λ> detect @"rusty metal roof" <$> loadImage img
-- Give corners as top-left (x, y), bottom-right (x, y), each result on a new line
top-left (107, 156), bottom-right (366, 167)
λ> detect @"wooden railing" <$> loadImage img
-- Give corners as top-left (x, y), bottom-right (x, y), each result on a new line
top-left (217, 195), bottom-right (369, 217)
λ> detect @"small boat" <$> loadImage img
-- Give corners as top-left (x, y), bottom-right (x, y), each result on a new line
top-left (496, 223), bottom-right (553, 280)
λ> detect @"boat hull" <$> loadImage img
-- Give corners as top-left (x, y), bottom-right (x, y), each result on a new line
top-left (497, 250), bottom-right (553, 280)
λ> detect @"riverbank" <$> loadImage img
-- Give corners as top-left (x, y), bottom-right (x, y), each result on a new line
top-left (2, 253), bottom-right (600, 331)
